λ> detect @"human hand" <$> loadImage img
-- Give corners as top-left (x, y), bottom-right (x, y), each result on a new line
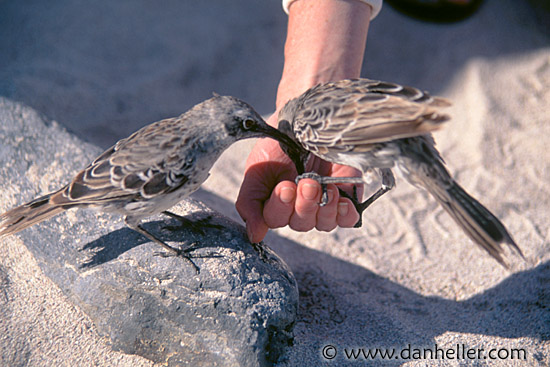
top-left (236, 115), bottom-right (363, 243)
top-left (236, 0), bottom-right (372, 243)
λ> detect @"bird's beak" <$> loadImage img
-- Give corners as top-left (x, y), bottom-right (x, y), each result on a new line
top-left (255, 121), bottom-right (307, 174)
top-left (254, 121), bottom-right (297, 148)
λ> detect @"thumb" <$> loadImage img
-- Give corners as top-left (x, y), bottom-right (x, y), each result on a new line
top-left (236, 168), bottom-right (271, 243)
top-left (236, 195), bottom-right (269, 243)
top-left (245, 213), bottom-right (269, 243)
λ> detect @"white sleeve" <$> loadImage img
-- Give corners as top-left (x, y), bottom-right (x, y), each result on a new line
top-left (282, 0), bottom-right (383, 19)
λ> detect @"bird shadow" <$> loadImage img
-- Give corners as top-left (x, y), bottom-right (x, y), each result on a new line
top-left (78, 212), bottom-right (225, 269)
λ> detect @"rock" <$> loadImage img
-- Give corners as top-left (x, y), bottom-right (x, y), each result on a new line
top-left (0, 98), bottom-right (298, 366)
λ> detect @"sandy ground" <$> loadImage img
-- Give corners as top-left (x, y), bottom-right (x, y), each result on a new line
top-left (1, 0), bottom-right (549, 365)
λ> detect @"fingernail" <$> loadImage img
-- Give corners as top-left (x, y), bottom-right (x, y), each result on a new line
top-left (302, 183), bottom-right (319, 201)
top-left (338, 202), bottom-right (349, 216)
top-left (280, 187), bottom-right (295, 204)
top-left (327, 189), bottom-right (334, 204)
top-left (246, 224), bottom-right (255, 242)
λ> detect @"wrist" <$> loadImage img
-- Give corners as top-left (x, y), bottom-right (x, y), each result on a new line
top-left (283, 0), bottom-right (382, 19)
top-left (275, 0), bottom-right (371, 110)
top-left (275, 67), bottom-right (359, 111)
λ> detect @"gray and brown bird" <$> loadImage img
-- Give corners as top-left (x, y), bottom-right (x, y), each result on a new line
top-left (0, 95), bottom-right (300, 267)
top-left (277, 78), bottom-right (523, 267)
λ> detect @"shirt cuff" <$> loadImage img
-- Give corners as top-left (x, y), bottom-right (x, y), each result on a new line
top-left (282, 0), bottom-right (383, 19)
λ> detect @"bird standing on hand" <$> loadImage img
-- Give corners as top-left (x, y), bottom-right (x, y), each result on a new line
top-left (277, 78), bottom-right (523, 267)
top-left (0, 95), bottom-right (300, 269)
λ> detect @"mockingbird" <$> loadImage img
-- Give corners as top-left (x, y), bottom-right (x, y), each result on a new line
top-left (277, 78), bottom-right (523, 267)
top-left (1, 95), bottom-right (300, 270)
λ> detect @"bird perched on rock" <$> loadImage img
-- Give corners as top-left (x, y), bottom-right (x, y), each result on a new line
top-left (277, 78), bottom-right (523, 267)
top-left (0, 95), bottom-right (300, 268)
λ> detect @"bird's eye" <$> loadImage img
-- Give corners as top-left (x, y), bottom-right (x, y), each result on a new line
top-left (242, 119), bottom-right (256, 130)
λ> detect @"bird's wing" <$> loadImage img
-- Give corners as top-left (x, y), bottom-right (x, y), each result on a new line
top-left (52, 117), bottom-right (191, 205)
top-left (293, 79), bottom-right (450, 153)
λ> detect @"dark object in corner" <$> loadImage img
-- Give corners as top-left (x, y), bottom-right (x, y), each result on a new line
top-left (385, 0), bottom-right (485, 23)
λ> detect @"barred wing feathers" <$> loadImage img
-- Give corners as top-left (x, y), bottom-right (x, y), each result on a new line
top-left (292, 79), bottom-right (451, 154)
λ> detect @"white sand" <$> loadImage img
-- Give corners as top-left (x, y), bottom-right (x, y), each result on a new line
top-left (1, 0), bottom-right (548, 365)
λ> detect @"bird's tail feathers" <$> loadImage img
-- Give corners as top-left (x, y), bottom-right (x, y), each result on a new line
top-left (0, 192), bottom-right (66, 237)
top-left (423, 173), bottom-right (523, 268)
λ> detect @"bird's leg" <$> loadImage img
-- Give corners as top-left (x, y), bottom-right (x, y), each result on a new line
top-left (162, 211), bottom-right (223, 234)
top-left (295, 172), bottom-right (364, 206)
top-left (126, 222), bottom-right (200, 273)
top-left (357, 169), bottom-right (395, 214)
top-left (338, 168), bottom-right (396, 228)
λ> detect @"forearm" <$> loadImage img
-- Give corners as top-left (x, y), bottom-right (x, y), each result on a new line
top-left (275, 0), bottom-right (372, 114)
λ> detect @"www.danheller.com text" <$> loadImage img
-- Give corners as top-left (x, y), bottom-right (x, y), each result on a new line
top-left (321, 343), bottom-right (527, 361)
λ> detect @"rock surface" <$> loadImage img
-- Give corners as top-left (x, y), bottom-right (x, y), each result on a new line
top-left (0, 98), bottom-right (298, 366)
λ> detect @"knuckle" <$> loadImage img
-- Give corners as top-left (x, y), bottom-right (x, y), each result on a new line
top-left (295, 198), bottom-right (319, 215)
top-left (316, 222), bottom-right (337, 232)
top-left (337, 213), bottom-right (359, 228)
top-left (289, 217), bottom-right (315, 232)
top-left (265, 216), bottom-right (288, 228)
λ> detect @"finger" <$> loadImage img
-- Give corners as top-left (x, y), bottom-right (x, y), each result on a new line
top-left (336, 197), bottom-right (361, 228)
top-left (236, 167), bottom-right (270, 243)
top-left (236, 192), bottom-right (269, 243)
top-left (236, 199), bottom-right (269, 243)
top-left (246, 221), bottom-right (269, 244)
top-left (315, 184), bottom-right (339, 232)
top-left (289, 178), bottom-right (321, 232)
top-left (263, 181), bottom-right (296, 228)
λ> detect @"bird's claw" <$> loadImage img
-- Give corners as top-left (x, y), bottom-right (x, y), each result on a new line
top-left (294, 172), bottom-right (330, 206)
top-left (295, 172), bottom-right (324, 185)
top-left (295, 172), bottom-right (365, 207)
